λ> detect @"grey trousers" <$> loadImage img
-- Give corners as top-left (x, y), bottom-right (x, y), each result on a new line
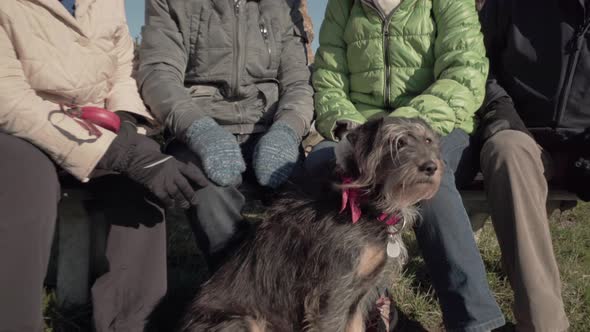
top-left (0, 133), bottom-right (167, 332)
top-left (480, 130), bottom-right (569, 332)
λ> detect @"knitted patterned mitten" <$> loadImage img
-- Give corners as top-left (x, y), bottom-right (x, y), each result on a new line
top-left (185, 117), bottom-right (246, 186)
top-left (253, 121), bottom-right (301, 188)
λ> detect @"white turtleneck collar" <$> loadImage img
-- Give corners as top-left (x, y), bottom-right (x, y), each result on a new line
top-left (372, 0), bottom-right (402, 16)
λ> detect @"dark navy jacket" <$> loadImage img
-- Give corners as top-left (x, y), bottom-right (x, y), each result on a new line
top-left (480, 0), bottom-right (590, 137)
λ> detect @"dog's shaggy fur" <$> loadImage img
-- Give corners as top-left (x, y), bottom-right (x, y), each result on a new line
top-left (181, 117), bottom-right (443, 332)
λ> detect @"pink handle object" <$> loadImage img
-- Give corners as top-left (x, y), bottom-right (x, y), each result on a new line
top-left (79, 106), bottom-right (121, 133)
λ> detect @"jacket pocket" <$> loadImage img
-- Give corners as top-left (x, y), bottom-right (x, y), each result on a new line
top-left (239, 81), bottom-right (279, 127)
top-left (188, 84), bottom-right (217, 99)
top-left (188, 85), bottom-right (236, 125)
top-left (256, 81), bottom-right (280, 119)
top-left (258, 17), bottom-right (282, 70)
top-left (188, 84), bottom-right (217, 116)
top-left (258, 18), bottom-right (273, 69)
top-left (262, 18), bottom-right (280, 70)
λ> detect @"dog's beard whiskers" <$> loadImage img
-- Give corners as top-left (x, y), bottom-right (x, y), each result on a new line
top-left (374, 159), bottom-right (436, 219)
top-left (399, 164), bottom-right (414, 189)
top-left (391, 161), bottom-right (415, 192)
top-left (398, 206), bottom-right (419, 230)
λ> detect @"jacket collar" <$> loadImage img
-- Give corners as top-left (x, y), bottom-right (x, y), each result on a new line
top-left (28, 0), bottom-right (97, 36)
top-left (75, 0), bottom-right (98, 20)
top-left (360, 0), bottom-right (404, 20)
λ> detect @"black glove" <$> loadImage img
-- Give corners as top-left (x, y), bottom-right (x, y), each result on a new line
top-left (479, 96), bottom-right (532, 141)
top-left (96, 122), bottom-right (208, 209)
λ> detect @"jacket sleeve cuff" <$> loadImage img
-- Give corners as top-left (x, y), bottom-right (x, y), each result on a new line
top-left (165, 101), bottom-right (208, 141)
top-left (106, 93), bottom-right (154, 121)
top-left (63, 128), bottom-right (117, 182)
top-left (484, 77), bottom-right (512, 110)
top-left (171, 109), bottom-right (213, 142)
top-left (274, 112), bottom-right (309, 139)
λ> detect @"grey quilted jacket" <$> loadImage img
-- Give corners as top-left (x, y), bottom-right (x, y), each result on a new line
top-left (137, 0), bottom-right (314, 139)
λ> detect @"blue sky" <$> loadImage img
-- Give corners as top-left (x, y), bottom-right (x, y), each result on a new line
top-left (125, 0), bottom-right (328, 50)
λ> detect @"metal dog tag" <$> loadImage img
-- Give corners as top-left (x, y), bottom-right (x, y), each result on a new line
top-left (387, 240), bottom-right (401, 258)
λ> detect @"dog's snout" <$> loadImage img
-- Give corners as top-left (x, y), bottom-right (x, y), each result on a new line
top-left (419, 161), bottom-right (438, 176)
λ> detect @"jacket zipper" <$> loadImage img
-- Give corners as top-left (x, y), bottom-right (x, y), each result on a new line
top-left (259, 19), bottom-right (272, 69)
top-left (383, 23), bottom-right (392, 111)
top-left (554, 18), bottom-right (590, 126)
top-left (232, 0), bottom-right (242, 97)
top-left (362, 0), bottom-right (398, 111)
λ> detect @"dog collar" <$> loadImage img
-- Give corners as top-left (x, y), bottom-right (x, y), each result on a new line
top-left (378, 213), bottom-right (401, 226)
top-left (340, 177), bottom-right (401, 226)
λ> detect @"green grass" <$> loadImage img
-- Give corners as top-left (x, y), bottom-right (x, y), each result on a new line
top-left (44, 202), bottom-right (590, 331)
top-left (390, 203), bottom-right (590, 331)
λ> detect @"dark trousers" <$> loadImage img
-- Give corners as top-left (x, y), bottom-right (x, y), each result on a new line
top-left (305, 130), bottom-right (505, 332)
top-left (165, 132), bottom-right (306, 270)
top-left (0, 133), bottom-right (167, 332)
top-left (165, 135), bottom-right (262, 268)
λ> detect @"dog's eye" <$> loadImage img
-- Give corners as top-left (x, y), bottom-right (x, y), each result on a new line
top-left (425, 138), bottom-right (432, 144)
top-left (396, 138), bottom-right (406, 149)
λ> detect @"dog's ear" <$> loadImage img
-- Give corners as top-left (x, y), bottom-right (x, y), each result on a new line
top-left (338, 117), bottom-right (386, 178)
top-left (334, 133), bottom-right (354, 173)
top-left (348, 117), bottom-right (386, 152)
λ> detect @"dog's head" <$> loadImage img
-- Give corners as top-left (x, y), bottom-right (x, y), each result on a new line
top-left (335, 117), bottom-right (443, 215)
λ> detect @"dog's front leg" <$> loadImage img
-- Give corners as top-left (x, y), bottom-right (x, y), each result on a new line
top-left (345, 244), bottom-right (388, 332)
top-left (346, 308), bottom-right (365, 332)
top-left (305, 245), bottom-right (387, 332)
top-left (303, 277), bottom-right (358, 332)
top-left (181, 316), bottom-right (268, 332)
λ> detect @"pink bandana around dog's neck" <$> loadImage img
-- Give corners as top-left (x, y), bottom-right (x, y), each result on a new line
top-left (340, 177), bottom-right (401, 225)
top-left (340, 177), bottom-right (362, 223)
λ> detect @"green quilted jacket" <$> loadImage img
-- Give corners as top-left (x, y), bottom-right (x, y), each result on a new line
top-left (312, 0), bottom-right (489, 140)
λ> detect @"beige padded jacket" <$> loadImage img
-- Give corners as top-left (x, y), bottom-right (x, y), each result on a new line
top-left (0, 0), bottom-right (153, 181)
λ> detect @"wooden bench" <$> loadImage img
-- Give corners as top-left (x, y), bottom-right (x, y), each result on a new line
top-left (463, 188), bottom-right (578, 233)
top-left (52, 175), bottom-right (579, 306)
top-left (460, 175), bottom-right (578, 233)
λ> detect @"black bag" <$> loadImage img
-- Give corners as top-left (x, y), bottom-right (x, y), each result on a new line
top-left (564, 129), bottom-right (590, 201)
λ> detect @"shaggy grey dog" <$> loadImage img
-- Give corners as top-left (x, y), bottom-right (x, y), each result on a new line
top-left (181, 117), bottom-right (443, 332)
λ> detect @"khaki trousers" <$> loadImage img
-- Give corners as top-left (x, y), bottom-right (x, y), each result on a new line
top-left (480, 130), bottom-right (569, 332)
